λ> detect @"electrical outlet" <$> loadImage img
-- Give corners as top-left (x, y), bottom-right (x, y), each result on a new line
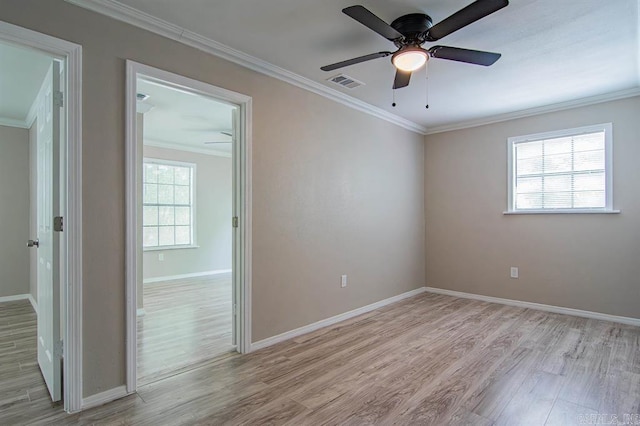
top-left (341, 275), bottom-right (347, 288)
top-left (159, 253), bottom-right (164, 262)
top-left (510, 267), bottom-right (518, 279)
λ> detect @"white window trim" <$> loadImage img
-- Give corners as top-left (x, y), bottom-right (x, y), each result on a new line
top-left (505, 123), bottom-right (619, 215)
top-left (143, 244), bottom-right (200, 252)
top-left (142, 157), bottom-right (197, 249)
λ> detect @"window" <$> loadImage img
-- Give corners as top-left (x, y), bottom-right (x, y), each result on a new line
top-left (143, 159), bottom-right (195, 248)
top-left (507, 123), bottom-right (614, 213)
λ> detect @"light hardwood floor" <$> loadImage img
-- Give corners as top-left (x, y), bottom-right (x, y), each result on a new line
top-left (0, 300), bottom-right (62, 421)
top-left (138, 274), bottom-right (235, 385)
top-left (2, 292), bottom-right (639, 425)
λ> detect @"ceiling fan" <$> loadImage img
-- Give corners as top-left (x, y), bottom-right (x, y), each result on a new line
top-left (321, 0), bottom-right (509, 89)
top-left (204, 131), bottom-right (233, 144)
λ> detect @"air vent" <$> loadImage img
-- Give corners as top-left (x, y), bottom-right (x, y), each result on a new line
top-left (137, 93), bottom-right (150, 101)
top-left (327, 74), bottom-right (364, 89)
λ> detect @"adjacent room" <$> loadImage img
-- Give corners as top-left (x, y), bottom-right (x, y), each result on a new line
top-left (135, 78), bottom-right (235, 384)
top-left (0, 0), bottom-right (639, 424)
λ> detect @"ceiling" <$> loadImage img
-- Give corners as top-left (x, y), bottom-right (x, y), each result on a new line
top-left (0, 42), bottom-right (51, 124)
top-left (115, 0), bottom-right (640, 132)
top-left (138, 79), bottom-right (235, 155)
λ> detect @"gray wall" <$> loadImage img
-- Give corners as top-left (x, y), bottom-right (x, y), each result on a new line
top-left (142, 146), bottom-right (232, 280)
top-left (425, 96), bottom-right (640, 319)
top-left (0, 124), bottom-right (30, 298)
top-left (0, 1), bottom-right (425, 397)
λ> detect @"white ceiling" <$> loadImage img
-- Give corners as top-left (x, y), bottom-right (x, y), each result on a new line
top-left (138, 79), bottom-right (235, 155)
top-left (0, 42), bottom-right (51, 124)
top-left (117, 0), bottom-right (640, 131)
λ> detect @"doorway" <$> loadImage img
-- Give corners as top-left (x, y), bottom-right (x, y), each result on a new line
top-left (137, 78), bottom-right (235, 384)
top-left (125, 61), bottom-right (252, 392)
top-left (0, 21), bottom-right (82, 413)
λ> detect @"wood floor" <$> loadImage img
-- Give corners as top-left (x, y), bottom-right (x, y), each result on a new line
top-left (0, 300), bottom-right (61, 422)
top-left (138, 274), bottom-right (235, 384)
top-left (2, 291), bottom-right (639, 425)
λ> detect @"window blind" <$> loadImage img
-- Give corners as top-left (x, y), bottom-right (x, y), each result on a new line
top-left (513, 130), bottom-right (606, 210)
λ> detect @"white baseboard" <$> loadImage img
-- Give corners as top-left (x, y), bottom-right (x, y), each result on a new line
top-left (143, 269), bottom-right (232, 284)
top-left (250, 287), bottom-right (427, 352)
top-left (28, 294), bottom-right (38, 315)
top-left (81, 385), bottom-right (129, 410)
top-left (0, 294), bottom-right (40, 315)
top-left (136, 308), bottom-right (146, 317)
top-left (425, 287), bottom-right (640, 327)
top-left (0, 294), bottom-right (30, 303)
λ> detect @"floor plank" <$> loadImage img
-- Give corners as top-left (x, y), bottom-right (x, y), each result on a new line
top-left (2, 292), bottom-right (639, 425)
top-left (137, 273), bottom-right (234, 384)
top-left (0, 300), bottom-right (63, 424)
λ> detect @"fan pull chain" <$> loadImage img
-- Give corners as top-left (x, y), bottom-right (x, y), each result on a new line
top-left (392, 87), bottom-right (396, 107)
top-left (425, 64), bottom-right (430, 109)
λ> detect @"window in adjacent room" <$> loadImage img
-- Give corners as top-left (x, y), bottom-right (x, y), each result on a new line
top-left (142, 159), bottom-right (195, 248)
top-left (507, 123), bottom-right (615, 213)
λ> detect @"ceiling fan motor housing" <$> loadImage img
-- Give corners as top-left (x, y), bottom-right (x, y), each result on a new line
top-left (390, 13), bottom-right (433, 45)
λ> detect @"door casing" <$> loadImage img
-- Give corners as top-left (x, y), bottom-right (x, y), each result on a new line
top-left (0, 20), bottom-right (83, 413)
top-left (124, 60), bottom-right (252, 393)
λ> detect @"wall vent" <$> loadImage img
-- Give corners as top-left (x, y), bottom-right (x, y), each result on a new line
top-left (327, 74), bottom-right (365, 89)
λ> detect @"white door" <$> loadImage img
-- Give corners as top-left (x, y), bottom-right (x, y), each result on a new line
top-left (231, 106), bottom-right (239, 347)
top-left (34, 61), bottom-right (63, 402)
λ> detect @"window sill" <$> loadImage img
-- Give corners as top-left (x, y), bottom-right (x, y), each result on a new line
top-left (143, 245), bottom-right (200, 252)
top-left (503, 209), bottom-right (620, 215)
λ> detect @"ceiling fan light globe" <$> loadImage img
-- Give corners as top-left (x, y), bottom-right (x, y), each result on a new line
top-left (392, 49), bottom-right (428, 72)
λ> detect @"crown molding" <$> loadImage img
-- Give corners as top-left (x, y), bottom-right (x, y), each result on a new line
top-left (64, 0), bottom-right (428, 135)
top-left (425, 86), bottom-right (640, 135)
top-left (0, 116), bottom-right (29, 129)
top-left (144, 138), bottom-right (232, 158)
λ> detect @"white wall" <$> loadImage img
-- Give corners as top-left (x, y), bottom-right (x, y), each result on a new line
top-left (142, 145), bottom-right (232, 281)
top-left (0, 124), bottom-right (30, 298)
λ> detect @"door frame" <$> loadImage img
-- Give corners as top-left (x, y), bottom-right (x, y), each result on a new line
top-left (124, 60), bottom-right (252, 393)
top-left (0, 21), bottom-right (83, 413)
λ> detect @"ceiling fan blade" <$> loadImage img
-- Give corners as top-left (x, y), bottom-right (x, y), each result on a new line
top-left (428, 46), bottom-right (501, 66)
top-left (393, 70), bottom-right (412, 89)
top-left (321, 51), bottom-right (392, 72)
top-left (425, 0), bottom-right (509, 41)
top-left (220, 131), bottom-right (233, 137)
top-left (342, 5), bottom-right (404, 41)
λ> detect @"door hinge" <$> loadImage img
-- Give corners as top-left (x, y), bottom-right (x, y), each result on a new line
top-left (54, 216), bottom-right (64, 232)
top-left (54, 90), bottom-right (64, 108)
top-left (54, 340), bottom-right (63, 357)
top-left (233, 304), bottom-right (237, 315)
top-left (232, 217), bottom-right (239, 228)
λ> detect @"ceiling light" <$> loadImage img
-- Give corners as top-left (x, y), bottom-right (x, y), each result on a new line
top-left (392, 47), bottom-right (428, 72)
